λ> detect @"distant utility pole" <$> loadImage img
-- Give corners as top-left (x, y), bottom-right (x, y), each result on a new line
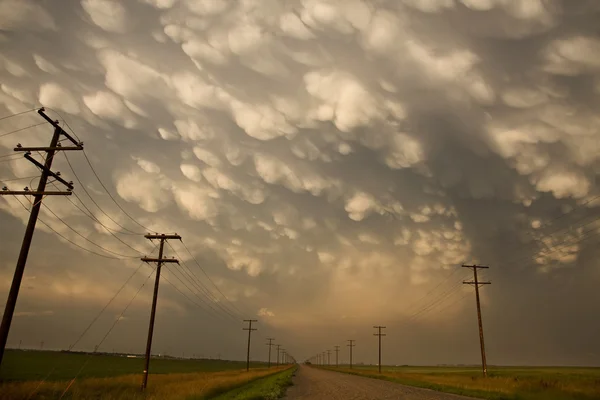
top-left (266, 338), bottom-right (275, 368)
top-left (327, 349), bottom-right (331, 365)
top-left (40, 341), bottom-right (44, 350)
top-left (374, 326), bottom-right (386, 373)
top-left (276, 344), bottom-right (281, 367)
top-left (0, 108), bottom-right (83, 368)
top-left (243, 319), bottom-right (257, 372)
top-left (334, 345), bottom-right (340, 367)
top-left (140, 233), bottom-right (181, 391)
top-left (347, 340), bottom-right (355, 369)
top-left (462, 264), bottom-right (491, 378)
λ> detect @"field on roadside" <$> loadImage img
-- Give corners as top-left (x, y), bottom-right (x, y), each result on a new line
top-left (0, 349), bottom-right (264, 381)
top-left (209, 366), bottom-right (296, 400)
top-left (322, 365), bottom-right (600, 400)
top-left (0, 366), bottom-right (292, 400)
top-left (0, 350), bottom-right (292, 400)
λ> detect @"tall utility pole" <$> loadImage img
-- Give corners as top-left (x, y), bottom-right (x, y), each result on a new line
top-left (243, 319), bottom-right (257, 372)
top-left (347, 340), bottom-right (355, 369)
top-left (334, 345), bottom-right (340, 367)
top-left (462, 264), bottom-right (491, 377)
top-left (266, 338), bottom-right (275, 368)
top-left (327, 349), bottom-right (331, 365)
top-left (276, 344), bottom-right (281, 367)
top-left (140, 233), bottom-right (181, 390)
top-left (373, 326), bottom-right (386, 373)
top-left (0, 108), bottom-right (82, 367)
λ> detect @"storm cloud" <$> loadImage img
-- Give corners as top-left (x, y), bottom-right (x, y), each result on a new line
top-left (1, 0), bottom-right (600, 366)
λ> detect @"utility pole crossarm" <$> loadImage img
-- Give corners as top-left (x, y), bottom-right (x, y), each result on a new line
top-left (0, 190), bottom-right (71, 196)
top-left (145, 234), bottom-right (181, 240)
top-left (141, 257), bottom-right (179, 263)
top-left (14, 146), bottom-right (83, 152)
top-left (36, 108), bottom-right (81, 146)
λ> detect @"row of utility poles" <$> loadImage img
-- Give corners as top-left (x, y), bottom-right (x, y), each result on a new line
top-left (308, 265), bottom-right (491, 377)
top-left (0, 110), bottom-right (295, 393)
top-left (243, 320), bottom-right (295, 372)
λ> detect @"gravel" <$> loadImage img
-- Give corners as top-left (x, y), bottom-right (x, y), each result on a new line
top-left (285, 365), bottom-right (482, 400)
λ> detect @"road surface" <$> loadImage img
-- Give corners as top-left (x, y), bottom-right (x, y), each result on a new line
top-left (285, 366), bottom-right (481, 400)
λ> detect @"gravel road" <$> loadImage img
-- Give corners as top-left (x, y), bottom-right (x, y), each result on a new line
top-left (285, 366), bottom-right (481, 400)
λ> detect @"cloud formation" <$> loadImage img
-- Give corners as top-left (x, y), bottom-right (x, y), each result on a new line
top-left (1, 0), bottom-right (600, 365)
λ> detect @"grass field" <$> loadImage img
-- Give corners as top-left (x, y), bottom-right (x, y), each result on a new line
top-left (0, 350), bottom-right (292, 400)
top-left (0, 366), bottom-right (293, 400)
top-left (0, 349), bottom-right (264, 381)
top-left (322, 365), bottom-right (600, 400)
top-left (208, 366), bottom-right (296, 400)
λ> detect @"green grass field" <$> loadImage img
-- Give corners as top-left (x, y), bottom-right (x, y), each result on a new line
top-left (0, 350), bottom-right (293, 400)
top-left (322, 365), bottom-right (600, 400)
top-left (0, 349), bottom-right (264, 382)
top-left (207, 366), bottom-right (296, 400)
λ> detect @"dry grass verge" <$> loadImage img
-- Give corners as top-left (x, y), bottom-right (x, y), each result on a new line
top-left (0, 366), bottom-right (290, 400)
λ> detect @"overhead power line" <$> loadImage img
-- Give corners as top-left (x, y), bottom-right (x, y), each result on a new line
top-left (11, 196), bottom-right (131, 260)
top-left (167, 242), bottom-right (241, 320)
top-left (180, 239), bottom-right (245, 316)
top-left (42, 203), bottom-right (140, 259)
top-left (81, 149), bottom-right (157, 233)
top-left (63, 153), bottom-right (144, 235)
top-left (0, 122), bottom-right (46, 138)
top-left (0, 108), bottom-right (39, 122)
top-left (49, 181), bottom-right (147, 254)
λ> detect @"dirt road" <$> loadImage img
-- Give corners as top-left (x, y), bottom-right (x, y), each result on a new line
top-left (285, 366), bottom-right (481, 400)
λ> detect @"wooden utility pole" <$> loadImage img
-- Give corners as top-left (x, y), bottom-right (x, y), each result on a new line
top-left (266, 338), bottom-right (275, 368)
top-left (327, 349), bottom-right (331, 365)
top-left (334, 345), bottom-right (340, 367)
top-left (0, 108), bottom-right (82, 368)
top-left (347, 340), bottom-right (355, 369)
top-left (140, 233), bottom-right (181, 390)
top-left (276, 344), bottom-right (281, 367)
top-left (374, 326), bottom-right (386, 373)
top-left (243, 319), bottom-right (257, 371)
top-left (462, 264), bottom-right (491, 377)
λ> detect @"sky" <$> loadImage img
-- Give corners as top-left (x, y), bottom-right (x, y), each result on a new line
top-left (1, 0), bottom-right (600, 367)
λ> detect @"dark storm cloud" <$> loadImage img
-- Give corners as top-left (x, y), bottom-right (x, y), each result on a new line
top-left (0, 0), bottom-right (599, 365)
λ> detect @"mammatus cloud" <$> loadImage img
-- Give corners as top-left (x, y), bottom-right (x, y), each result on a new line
top-left (0, 0), bottom-right (599, 365)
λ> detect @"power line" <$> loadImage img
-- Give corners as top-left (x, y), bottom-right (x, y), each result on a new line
top-left (0, 175), bottom-right (39, 183)
top-left (58, 265), bottom-right (157, 399)
top-left (0, 122), bottom-right (46, 138)
top-left (402, 267), bottom-right (461, 315)
top-left (24, 257), bottom-right (155, 400)
top-left (0, 108), bottom-right (38, 122)
top-left (42, 203), bottom-right (140, 259)
top-left (167, 242), bottom-right (241, 320)
top-left (68, 255), bottom-right (155, 352)
top-left (49, 181), bottom-right (147, 254)
top-left (162, 264), bottom-right (233, 322)
top-left (83, 150), bottom-right (156, 233)
top-left (180, 239), bottom-right (245, 316)
top-left (12, 196), bottom-right (128, 260)
top-left (62, 153), bottom-right (143, 235)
